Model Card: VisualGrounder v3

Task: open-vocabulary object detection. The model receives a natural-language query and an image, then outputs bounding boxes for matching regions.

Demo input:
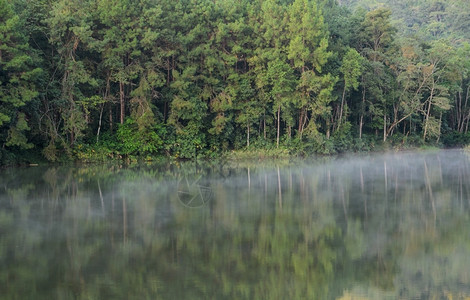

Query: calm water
[1,150,470,299]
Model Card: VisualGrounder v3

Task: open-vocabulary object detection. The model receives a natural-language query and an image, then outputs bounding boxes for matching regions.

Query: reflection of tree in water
[336,151,470,299]
[2,151,470,299]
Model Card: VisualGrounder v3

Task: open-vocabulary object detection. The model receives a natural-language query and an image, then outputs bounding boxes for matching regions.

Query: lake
[1,150,470,299]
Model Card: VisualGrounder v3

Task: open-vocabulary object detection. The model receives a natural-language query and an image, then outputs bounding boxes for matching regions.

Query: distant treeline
[1,0,470,164]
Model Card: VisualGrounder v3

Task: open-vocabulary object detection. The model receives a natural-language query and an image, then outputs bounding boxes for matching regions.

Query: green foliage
[441,131,470,147]
[331,122,354,152]
[2,0,470,165]
[117,118,166,156]
[5,113,33,149]
[42,142,58,162]
[0,0,41,157]
[340,48,363,91]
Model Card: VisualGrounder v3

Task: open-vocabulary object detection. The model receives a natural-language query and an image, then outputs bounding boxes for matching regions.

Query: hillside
[339,0,470,42]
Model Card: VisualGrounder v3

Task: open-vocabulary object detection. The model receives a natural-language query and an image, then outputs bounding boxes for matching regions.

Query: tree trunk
[299,107,308,139]
[326,118,331,139]
[97,104,104,143]
[461,85,470,132]
[276,105,281,148]
[337,84,347,132]
[98,76,111,143]
[120,81,125,124]
[457,89,462,132]
[264,111,266,140]
[359,79,366,139]
[423,99,432,141]
[423,81,435,141]
[466,115,470,134]
[298,109,303,138]
[247,122,250,147]
[436,112,442,143]
[359,115,364,139]
[383,112,387,142]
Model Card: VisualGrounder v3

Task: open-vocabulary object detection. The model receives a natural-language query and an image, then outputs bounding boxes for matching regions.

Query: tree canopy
[1,0,470,164]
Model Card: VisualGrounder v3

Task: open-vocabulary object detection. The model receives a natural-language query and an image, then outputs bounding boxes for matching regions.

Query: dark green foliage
[441,131,470,147]
[0,0,42,154]
[1,0,470,165]
[117,118,166,156]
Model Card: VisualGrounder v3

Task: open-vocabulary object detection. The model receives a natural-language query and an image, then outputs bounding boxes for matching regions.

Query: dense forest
[1,0,470,164]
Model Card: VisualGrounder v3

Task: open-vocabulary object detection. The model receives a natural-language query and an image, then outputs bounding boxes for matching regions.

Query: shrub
[117,118,166,156]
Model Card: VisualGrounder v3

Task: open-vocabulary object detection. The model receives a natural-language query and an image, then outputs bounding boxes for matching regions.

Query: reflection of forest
[1,150,470,299]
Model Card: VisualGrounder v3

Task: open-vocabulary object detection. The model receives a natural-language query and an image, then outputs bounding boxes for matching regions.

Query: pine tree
[0,0,42,150]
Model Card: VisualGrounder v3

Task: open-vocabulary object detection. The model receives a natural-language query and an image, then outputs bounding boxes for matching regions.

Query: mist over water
[1,150,470,299]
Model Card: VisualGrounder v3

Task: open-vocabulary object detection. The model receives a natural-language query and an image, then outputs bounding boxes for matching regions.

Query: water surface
[1,150,470,299]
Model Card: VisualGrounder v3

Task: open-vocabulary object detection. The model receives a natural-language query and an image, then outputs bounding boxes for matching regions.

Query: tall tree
[46,0,98,148]
[421,40,453,141]
[359,7,397,141]
[0,0,42,150]
[336,48,363,132]
[449,43,470,133]
[287,0,333,139]
[266,58,296,148]
[95,0,143,126]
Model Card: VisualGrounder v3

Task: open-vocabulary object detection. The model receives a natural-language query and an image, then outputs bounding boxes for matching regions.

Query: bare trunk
[359,80,366,139]
[461,85,470,133]
[98,76,110,143]
[247,122,250,147]
[423,72,438,141]
[263,112,266,140]
[457,89,462,132]
[276,105,281,148]
[326,119,330,140]
[436,112,442,143]
[383,113,387,142]
[119,81,125,124]
[391,103,398,136]
[466,113,470,134]
[337,85,347,132]
[359,115,364,139]
[423,99,432,141]
[298,109,304,137]
[97,104,104,143]
[300,108,308,139]
[423,81,435,141]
